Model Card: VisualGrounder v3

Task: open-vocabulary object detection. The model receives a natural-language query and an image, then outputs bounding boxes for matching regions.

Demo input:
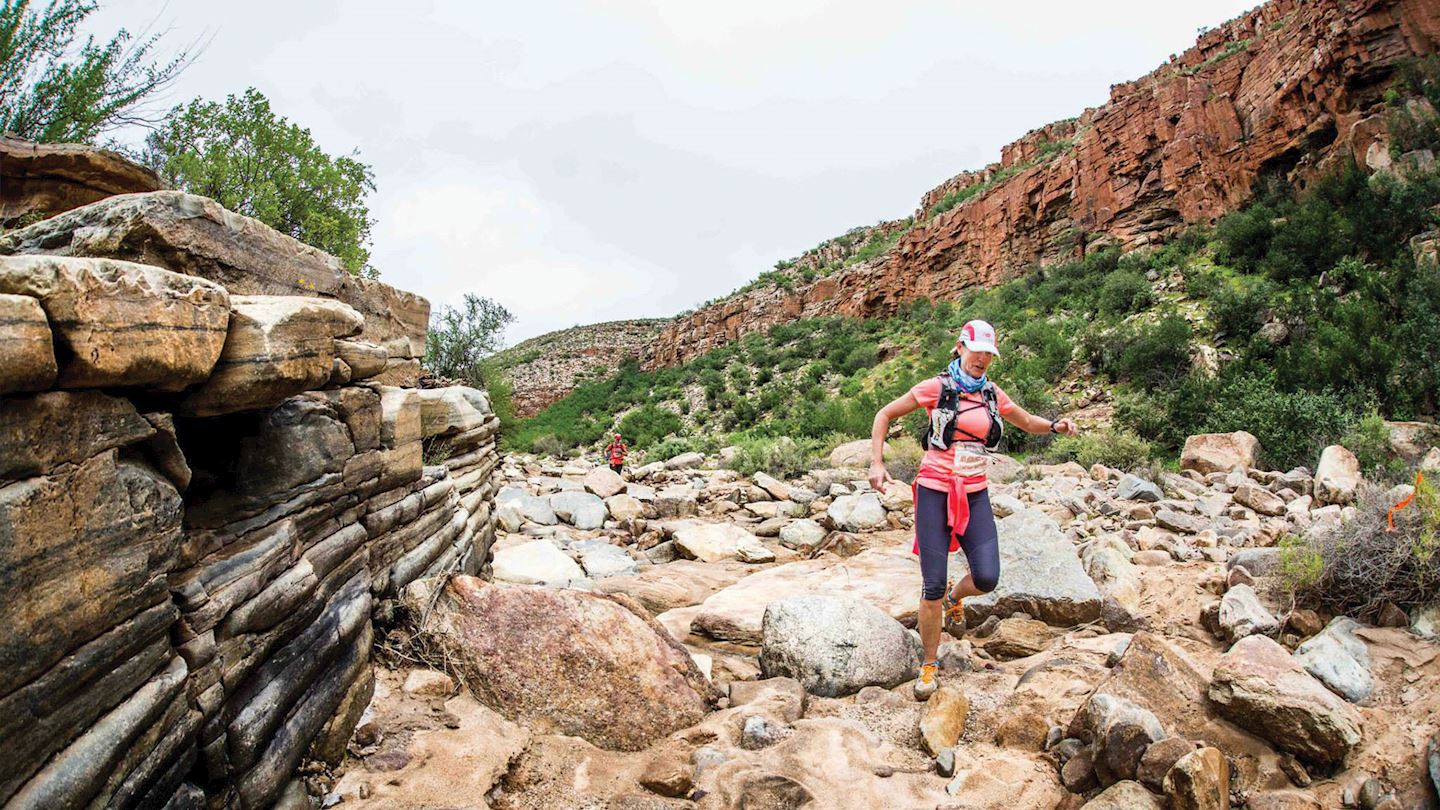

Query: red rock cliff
[644,0,1440,369]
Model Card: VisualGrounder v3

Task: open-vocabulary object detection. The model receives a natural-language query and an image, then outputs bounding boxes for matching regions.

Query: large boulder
[962,508,1103,627]
[1181,431,1259,475]
[490,539,583,586]
[1314,445,1361,505]
[583,466,627,498]
[685,546,919,643]
[673,522,773,563]
[180,295,362,416]
[1083,781,1163,809]
[1163,747,1229,810]
[1116,474,1163,502]
[572,540,638,580]
[1217,584,1281,643]
[758,595,921,696]
[752,472,793,500]
[603,493,643,522]
[0,190,428,359]
[1234,484,1286,516]
[548,491,607,530]
[778,519,828,553]
[829,439,887,468]
[0,293,57,393]
[0,255,230,390]
[1083,542,1145,631]
[664,452,704,470]
[1208,635,1363,767]
[420,576,719,750]
[827,492,887,531]
[1076,693,1168,785]
[1292,617,1374,703]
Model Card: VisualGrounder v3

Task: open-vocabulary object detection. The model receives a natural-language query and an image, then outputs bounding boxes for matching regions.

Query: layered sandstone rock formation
[0,135,163,227]
[0,148,500,809]
[496,319,667,417]
[645,0,1440,368]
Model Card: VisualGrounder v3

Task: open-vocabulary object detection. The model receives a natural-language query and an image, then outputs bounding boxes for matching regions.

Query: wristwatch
[1049,420,1059,433]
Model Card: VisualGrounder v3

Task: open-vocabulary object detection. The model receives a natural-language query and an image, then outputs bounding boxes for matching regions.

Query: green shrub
[1097,269,1153,315]
[724,436,822,478]
[1042,427,1154,471]
[1205,371,1355,470]
[1340,409,1399,478]
[531,434,568,457]
[617,405,682,448]
[1107,315,1193,387]
[649,436,702,461]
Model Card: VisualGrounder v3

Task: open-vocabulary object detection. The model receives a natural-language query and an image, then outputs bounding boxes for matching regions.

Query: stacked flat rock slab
[0,189,429,380]
[0,135,162,225]
[0,170,502,810]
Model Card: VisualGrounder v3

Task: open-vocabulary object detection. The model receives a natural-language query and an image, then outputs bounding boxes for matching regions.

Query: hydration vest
[921,373,1003,452]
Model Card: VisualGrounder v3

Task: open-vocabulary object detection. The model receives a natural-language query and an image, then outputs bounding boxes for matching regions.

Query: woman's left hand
[1052,418,1079,436]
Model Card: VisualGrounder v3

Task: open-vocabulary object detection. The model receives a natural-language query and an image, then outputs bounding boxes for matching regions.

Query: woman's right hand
[868,460,894,492]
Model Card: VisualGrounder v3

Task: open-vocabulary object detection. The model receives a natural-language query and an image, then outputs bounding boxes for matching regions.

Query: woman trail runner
[868,320,1079,700]
[604,433,627,474]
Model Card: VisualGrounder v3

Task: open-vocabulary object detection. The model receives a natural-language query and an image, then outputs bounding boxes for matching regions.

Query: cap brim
[961,339,1000,357]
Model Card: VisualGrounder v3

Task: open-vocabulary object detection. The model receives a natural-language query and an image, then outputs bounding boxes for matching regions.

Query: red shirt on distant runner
[606,435,627,467]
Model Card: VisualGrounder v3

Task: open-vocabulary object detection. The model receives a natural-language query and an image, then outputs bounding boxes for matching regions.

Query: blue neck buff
[947,357,987,393]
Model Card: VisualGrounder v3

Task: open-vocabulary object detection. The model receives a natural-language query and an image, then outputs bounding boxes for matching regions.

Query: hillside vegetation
[501,60,1440,477]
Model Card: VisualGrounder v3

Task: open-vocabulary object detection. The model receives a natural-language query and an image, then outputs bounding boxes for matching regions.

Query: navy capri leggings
[915,485,1000,601]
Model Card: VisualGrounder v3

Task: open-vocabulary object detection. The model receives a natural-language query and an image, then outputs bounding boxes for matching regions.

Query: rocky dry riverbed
[315,436,1440,810]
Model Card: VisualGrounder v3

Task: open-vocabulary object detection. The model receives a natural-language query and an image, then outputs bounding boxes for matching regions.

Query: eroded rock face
[0,293,56,393]
[1208,635,1363,768]
[0,255,230,390]
[180,295,362,416]
[0,190,427,359]
[421,576,719,751]
[0,135,162,225]
[758,595,922,697]
[642,1,1440,369]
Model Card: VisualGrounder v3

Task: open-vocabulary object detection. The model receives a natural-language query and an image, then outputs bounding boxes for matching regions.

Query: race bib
[952,442,988,478]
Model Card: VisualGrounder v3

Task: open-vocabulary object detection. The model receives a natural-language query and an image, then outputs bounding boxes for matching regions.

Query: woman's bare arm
[869,391,921,489]
[1002,401,1078,435]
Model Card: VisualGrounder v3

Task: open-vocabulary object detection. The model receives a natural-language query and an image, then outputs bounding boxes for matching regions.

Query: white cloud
[85,0,1257,343]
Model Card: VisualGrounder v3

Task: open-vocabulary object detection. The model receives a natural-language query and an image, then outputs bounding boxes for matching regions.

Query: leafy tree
[0,0,191,142]
[425,294,515,387]
[145,88,377,274]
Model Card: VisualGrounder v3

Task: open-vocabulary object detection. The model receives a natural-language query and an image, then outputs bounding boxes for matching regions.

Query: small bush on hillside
[1207,277,1275,338]
[1205,371,1354,471]
[618,405,682,448]
[532,434,569,457]
[1097,269,1154,315]
[1041,427,1154,471]
[724,436,822,478]
[1340,410,1402,479]
[1103,315,1193,388]
[647,437,694,462]
[1281,480,1440,621]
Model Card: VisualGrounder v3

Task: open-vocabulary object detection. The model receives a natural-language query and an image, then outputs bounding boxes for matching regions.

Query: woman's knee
[971,568,999,593]
[921,578,947,602]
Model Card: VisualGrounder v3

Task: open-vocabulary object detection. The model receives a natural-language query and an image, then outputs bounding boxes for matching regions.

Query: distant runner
[604,433,627,475]
[868,320,1078,700]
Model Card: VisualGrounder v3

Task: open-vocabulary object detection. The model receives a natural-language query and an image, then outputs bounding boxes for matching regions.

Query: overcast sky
[90,0,1256,346]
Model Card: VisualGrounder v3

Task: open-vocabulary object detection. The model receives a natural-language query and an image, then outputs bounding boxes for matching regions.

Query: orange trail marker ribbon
[1387,470,1424,532]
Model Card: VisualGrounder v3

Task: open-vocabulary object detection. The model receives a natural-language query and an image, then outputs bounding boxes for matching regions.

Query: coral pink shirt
[909,377,1014,494]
